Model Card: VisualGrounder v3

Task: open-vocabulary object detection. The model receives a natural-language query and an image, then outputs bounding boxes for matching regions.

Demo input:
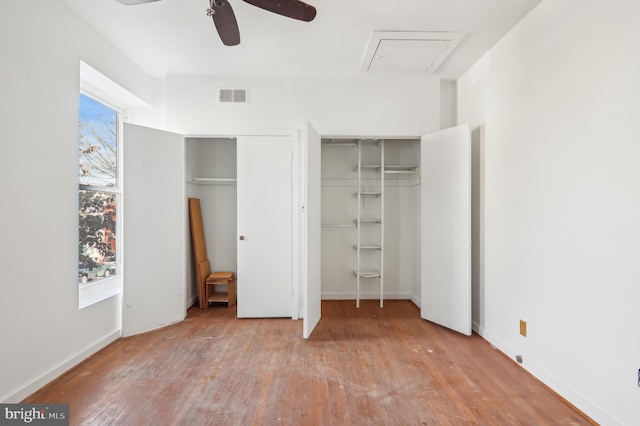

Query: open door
[421,124,472,336]
[236,135,293,318]
[303,123,321,338]
[122,123,186,337]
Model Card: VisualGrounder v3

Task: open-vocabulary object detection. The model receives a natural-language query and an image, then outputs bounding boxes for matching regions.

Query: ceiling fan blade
[115,0,162,5]
[210,0,241,46]
[243,0,316,22]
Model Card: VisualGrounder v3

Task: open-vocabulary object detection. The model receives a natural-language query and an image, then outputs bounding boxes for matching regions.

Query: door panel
[303,123,321,338]
[123,123,185,337]
[421,124,472,336]
[236,136,293,318]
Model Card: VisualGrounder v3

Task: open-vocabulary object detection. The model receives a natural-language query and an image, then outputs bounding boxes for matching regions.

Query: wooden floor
[26,300,592,425]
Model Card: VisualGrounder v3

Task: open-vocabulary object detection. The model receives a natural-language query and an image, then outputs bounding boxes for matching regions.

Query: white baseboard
[472,320,483,335]
[186,294,198,310]
[3,329,121,403]
[410,294,420,308]
[480,328,616,426]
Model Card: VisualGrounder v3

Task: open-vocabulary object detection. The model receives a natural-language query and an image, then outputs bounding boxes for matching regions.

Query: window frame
[78,92,123,309]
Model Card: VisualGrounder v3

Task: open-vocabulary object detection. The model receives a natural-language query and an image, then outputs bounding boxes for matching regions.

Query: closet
[185,136,294,319]
[121,122,470,339]
[320,138,421,308]
[121,123,298,338]
[186,137,238,296]
[317,125,472,336]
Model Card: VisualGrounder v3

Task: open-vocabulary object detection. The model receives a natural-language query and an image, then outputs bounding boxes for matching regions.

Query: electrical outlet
[519,320,527,337]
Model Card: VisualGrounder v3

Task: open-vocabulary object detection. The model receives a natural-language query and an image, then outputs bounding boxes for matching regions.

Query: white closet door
[421,124,472,336]
[303,123,321,338]
[236,135,293,318]
[122,123,186,337]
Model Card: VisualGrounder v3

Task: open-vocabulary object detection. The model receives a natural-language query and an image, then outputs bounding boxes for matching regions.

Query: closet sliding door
[236,135,293,318]
[421,124,472,336]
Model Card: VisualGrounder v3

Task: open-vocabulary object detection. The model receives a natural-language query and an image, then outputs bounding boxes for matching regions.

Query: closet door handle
[239,235,245,241]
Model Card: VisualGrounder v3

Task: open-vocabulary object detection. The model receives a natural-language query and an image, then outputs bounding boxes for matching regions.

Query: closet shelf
[322,179,416,188]
[356,270,382,278]
[384,166,419,174]
[321,224,357,228]
[357,218,382,224]
[354,165,381,172]
[354,139,385,309]
[189,176,237,184]
[353,245,381,250]
[321,139,357,147]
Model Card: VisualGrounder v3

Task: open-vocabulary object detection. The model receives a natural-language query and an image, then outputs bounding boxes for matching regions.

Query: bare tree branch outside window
[78,94,118,284]
[78,95,117,187]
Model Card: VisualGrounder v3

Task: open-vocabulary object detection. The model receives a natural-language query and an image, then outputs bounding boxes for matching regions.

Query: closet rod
[189,177,237,184]
[321,139,357,147]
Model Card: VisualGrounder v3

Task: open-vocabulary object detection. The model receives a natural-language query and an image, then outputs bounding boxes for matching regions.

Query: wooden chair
[197,260,236,307]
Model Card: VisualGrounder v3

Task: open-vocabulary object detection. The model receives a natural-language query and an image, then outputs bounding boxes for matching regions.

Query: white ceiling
[61,0,541,79]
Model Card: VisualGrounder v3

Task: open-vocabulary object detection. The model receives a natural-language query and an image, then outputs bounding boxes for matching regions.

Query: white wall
[439,80,457,130]
[166,75,440,136]
[0,1,157,402]
[457,1,640,424]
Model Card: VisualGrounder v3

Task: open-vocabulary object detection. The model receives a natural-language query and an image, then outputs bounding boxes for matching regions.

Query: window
[78,93,121,303]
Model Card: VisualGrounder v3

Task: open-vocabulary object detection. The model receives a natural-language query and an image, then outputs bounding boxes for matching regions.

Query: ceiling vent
[359,31,465,74]
[219,89,248,103]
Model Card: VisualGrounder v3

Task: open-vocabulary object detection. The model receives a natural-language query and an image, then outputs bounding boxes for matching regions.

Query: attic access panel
[360,31,465,74]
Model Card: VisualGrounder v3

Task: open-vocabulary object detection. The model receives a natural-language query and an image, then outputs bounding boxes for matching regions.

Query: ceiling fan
[115,0,317,46]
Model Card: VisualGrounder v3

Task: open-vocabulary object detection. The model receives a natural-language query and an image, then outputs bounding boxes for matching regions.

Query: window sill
[79,274,123,309]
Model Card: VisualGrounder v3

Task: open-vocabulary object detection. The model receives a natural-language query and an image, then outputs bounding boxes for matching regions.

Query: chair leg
[227,277,236,308]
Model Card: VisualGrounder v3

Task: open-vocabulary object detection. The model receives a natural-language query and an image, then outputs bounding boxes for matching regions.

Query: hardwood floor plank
[25,300,593,425]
